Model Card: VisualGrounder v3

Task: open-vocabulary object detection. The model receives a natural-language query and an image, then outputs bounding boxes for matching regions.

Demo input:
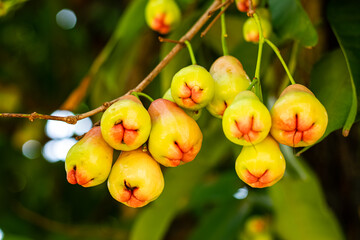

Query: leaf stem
[221,0,229,56]
[184,40,197,65]
[247,78,258,91]
[131,92,154,102]
[265,39,296,85]
[253,12,264,102]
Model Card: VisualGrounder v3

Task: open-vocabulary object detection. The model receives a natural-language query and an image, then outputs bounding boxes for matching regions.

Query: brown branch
[0,0,222,125]
[208,0,233,16]
[201,0,234,38]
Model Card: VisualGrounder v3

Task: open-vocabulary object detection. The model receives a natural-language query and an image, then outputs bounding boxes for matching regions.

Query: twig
[208,0,232,16]
[247,0,255,16]
[201,0,234,38]
[0,0,222,125]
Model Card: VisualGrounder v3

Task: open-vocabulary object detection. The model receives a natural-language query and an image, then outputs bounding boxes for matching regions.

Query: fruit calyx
[112,120,139,145]
[243,169,271,188]
[232,116,261,143]
[151,13,170,34]
[178,83,203,108]
[67,166,94,187]
[283,113,315,146]
[120,180,146,208]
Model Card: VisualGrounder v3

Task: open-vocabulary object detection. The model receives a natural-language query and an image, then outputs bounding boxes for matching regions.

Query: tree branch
[0,0,222,125]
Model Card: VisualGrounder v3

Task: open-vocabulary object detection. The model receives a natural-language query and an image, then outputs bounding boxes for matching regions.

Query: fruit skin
[148,98,203,167]
[243,8,272,43]
[145,0,181,34]
[236,0,259,12]
[107,149,164,208]
[65,126,113,187]
[235,136,285,188]
[222,90,271,146]
[163,88,202,120]
[100,95,151,151]
[270,84,328,147]
[171,65,215,111]
[207,56,251,118]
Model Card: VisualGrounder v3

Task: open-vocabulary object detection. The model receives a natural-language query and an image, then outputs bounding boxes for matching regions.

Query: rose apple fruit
[270,84,328,147]
[222,90,271,145]
[148,98,203,167]
[235,136,285,188]
[107,149,164,208]
[171,65,215,110]
[207,56,251,118]
[101,95,151,151]
[65,126,113,187]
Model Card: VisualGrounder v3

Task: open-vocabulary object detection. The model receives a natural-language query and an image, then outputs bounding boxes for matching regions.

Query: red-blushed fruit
[163,88,202,120]
[171,65,215,110]
[100,95,151,151]
[235,136,285,188]
[107,149,164,208]
[148,98,203,167]
[207,56,251,118]
[222,90,271,146]
[145,0,181,34]
[65,126,113,187]
[270,84,328,147]
[236,0,259,12]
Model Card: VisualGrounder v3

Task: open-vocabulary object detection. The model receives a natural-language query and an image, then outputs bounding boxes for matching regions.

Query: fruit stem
[265,39,296,85]
[253,12,264,102]
[184,40,197,65]
[131,92,154,102]
[221,0,229,56]
[247,78,258,91]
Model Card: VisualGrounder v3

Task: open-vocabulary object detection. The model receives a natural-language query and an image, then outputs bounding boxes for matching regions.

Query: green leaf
[129,120,232,240]
[327,0,360,135]
[269,151,345,240]
[310,49,352,139]
[269,0,318,47]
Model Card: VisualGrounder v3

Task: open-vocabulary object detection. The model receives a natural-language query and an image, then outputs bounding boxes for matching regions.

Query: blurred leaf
[310,49,352,139]
[269,0,318,47]
[327,0,360,134]
[269,154,344,240]
[130,119,232,240]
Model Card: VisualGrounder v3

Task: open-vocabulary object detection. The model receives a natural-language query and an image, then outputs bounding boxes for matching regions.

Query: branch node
[65,116,77,125]
[102,102,111,108]
[29,112,37,122]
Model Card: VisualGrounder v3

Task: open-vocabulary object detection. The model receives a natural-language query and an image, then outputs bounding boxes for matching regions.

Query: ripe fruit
[243,8,272,43]
[236,0,259,12]
[207,55,251,118]
[65,126,113,187]
[222,90,271,146]
[145,0,181,34]
[235,136,285,188]
[163,88,202,120]
[148,98,203,167]
[270,84,328,147]
[107,149,164,208]
[100,95,151,151]
[171,65,215,110]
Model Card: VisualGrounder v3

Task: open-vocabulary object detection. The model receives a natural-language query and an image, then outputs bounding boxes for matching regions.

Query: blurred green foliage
[0,0,359,240]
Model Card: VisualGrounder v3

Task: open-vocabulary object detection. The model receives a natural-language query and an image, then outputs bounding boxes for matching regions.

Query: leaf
[327,0,360,135]
[269,0,318,47]
[129,120,232,240]
[310,49,352,139]
[269,151,345,240]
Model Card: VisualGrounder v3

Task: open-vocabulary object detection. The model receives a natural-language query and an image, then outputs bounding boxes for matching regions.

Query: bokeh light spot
[0,228,3,240]
[74,117,92,136]
[45,110,75,139]
[22,140,41,159]
[43,138,77,163]
[56,9,77,30]
[233,186,248,200]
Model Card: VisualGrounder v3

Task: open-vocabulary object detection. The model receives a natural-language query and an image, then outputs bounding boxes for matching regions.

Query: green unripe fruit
[222,91,271,146]
[163,88,202,120]
[270,84,328,147]
[100,95,151,151]
[235,136,285,188]
[145,0,181,34]
[107,148,164,208]
[207,56,251,118]
[171,65,215,110]
[148,98,203,167]
[65,126,113,187]
[243,8,272,43]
